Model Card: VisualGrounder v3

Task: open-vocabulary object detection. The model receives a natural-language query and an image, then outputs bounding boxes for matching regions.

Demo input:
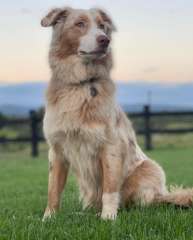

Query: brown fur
[43,147,69,218]
[42,7,193,221]
[54,15,91,59]
[122,160,166,206]
[155,188,193,207]
[97,9,116,32]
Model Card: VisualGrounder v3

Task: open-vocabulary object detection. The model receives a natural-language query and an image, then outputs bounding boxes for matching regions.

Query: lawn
[0,147,193,240]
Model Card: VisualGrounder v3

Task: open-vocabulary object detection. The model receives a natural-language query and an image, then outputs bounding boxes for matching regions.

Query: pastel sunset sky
[0,0,193,84]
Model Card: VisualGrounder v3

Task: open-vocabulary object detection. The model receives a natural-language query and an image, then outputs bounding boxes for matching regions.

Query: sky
[0,0,193,84]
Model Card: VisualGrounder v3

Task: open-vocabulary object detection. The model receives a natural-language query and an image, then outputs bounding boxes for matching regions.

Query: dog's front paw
[101,192,119,220]
[42,207,55,222]
[101,209,117,220]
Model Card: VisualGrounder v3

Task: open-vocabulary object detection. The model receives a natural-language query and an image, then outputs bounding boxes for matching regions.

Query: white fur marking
[79,15,107,53]
[42,208,55,222]
[101,192,120,220]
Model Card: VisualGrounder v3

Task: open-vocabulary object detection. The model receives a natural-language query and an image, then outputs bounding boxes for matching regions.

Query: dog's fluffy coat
[42,7,193,220]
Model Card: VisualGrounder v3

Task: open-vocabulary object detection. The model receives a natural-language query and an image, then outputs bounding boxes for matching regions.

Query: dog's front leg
[101,145,123,220]
[43,147,69,221]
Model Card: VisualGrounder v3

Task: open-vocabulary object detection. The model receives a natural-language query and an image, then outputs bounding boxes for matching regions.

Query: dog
[41,6,193,220]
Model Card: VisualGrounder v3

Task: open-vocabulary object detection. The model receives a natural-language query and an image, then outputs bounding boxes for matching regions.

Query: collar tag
[90,86,98,97]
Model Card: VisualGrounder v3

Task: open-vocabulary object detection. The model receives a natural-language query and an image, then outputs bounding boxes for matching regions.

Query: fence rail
[0,105,193,157]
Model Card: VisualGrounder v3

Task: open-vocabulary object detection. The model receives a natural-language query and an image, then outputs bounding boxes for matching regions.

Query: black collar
[65,77,99,97]
[79,77,99,86]
[80,77,99,97]
[65,76,99,87]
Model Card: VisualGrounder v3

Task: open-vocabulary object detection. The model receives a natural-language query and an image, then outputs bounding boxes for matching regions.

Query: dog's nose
[97,35,110,48]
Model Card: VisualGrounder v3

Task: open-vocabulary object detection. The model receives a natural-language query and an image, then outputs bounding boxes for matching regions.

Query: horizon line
[1,79,193,87]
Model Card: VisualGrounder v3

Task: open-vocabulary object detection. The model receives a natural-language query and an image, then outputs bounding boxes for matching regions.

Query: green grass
[0,147,193,240]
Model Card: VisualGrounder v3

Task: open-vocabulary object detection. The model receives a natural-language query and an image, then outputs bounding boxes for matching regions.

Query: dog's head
[41,7,116,61]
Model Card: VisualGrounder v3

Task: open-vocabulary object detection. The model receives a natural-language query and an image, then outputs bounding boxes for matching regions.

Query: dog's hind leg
[122,160,167,206]
[43,147,69,221]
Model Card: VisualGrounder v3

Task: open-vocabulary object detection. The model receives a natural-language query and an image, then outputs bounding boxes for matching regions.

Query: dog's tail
[155,187,193,207]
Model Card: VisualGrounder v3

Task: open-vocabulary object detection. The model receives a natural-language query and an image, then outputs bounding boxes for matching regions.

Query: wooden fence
[0,105,193,157]
[129,105,193,150]
[0,111,43,157]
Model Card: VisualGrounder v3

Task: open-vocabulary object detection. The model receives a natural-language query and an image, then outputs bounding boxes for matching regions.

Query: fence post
[30,110,38,157]
[0,113,3,129]
[144,105,152,150]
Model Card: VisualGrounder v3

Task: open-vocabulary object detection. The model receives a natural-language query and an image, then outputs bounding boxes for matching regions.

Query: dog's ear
[95,8,116,32]
[41,7,71,27]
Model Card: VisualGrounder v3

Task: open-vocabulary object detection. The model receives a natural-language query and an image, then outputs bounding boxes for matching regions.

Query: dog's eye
[76,21,85,28]
[99,23,105,30]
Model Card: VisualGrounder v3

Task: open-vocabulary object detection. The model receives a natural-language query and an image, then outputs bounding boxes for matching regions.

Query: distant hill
[0,81,193,116]
[0,82,46,116]
[116,82,193,112]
